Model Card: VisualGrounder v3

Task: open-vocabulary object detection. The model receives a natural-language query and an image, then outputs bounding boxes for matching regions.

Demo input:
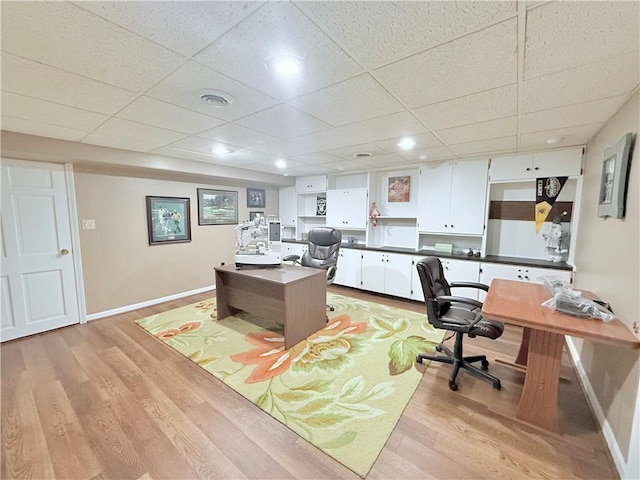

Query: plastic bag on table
[540,276,615,322]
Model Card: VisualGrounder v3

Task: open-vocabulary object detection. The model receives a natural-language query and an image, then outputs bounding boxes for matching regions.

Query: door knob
[60,248,70,255]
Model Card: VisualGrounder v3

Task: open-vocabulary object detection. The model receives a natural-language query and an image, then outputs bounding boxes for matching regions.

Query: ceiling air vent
[353,152,372,158]
[195,90,234,108]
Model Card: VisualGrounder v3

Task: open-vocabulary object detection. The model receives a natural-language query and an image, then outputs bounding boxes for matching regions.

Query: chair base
[416,333,501,391]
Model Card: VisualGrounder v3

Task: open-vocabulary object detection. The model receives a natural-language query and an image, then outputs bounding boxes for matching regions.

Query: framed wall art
[249,211,264,222]
[197,188,238,225]
[388,175,410,202]
[146,196,191,245]
[247,187,266,208]
[598,132,634,219]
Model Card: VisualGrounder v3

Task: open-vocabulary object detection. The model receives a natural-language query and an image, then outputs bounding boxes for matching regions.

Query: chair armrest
[434,295,483,310]
[326,265,337,284]
[450,282,490,292]
[282,254,300,264]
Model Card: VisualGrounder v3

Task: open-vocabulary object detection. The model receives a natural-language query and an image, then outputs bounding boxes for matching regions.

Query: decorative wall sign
[388,176,410,202]
[598,133,633,218]
[146,196,191,245]
[316,196,326,216]
[535,176,568,233]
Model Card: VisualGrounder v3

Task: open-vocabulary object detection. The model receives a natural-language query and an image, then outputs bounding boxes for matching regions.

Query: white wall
[572,91,639,479]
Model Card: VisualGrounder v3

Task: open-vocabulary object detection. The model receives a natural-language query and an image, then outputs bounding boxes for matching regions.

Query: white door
[343,189,368,229]
[335,248,362,289]
[1,159,80,341]
[444,259,481,300]
[449,159,488,235]
[360,250,386,293]
[384,252,413,299]
[418,162,452,232]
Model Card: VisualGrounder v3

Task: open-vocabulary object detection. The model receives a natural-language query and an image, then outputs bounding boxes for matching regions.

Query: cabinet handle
[526,167,531,171]
[517,275,522,279]
[444,224,448,228]
[524,276,530,280]
[534,167,539,171]
[450,225,454,228]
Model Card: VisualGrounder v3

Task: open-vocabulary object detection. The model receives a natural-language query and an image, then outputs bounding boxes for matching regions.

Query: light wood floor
[1,285,618,479]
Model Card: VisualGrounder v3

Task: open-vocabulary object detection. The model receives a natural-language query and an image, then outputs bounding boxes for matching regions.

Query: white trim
[565,337,626,479]
[64,164,88,324]
[86,285,216,321]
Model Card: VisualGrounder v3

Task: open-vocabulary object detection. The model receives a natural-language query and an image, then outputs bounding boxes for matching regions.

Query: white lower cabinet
[479,263,572,301]
[283,242,308,262]
[411,257,481,302]
[334,248,362,288]
[361,251,413,299]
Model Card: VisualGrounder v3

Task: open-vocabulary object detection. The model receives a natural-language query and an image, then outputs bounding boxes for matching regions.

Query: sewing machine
[234,216,282,267]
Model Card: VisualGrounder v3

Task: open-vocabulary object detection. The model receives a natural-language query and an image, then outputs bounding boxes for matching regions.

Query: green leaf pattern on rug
[389,335,438,375]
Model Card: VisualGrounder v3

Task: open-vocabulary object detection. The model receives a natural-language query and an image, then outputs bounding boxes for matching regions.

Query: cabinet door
[325,190,343,228]
[533,148,582,178]
[360,251,386,293]
[279,186,297,226]
[295,175,327,193]
[479,262,572,300]
[449,159,488,235]
[418,162,452,232]
[444,259,481,300]
[343,189,368,229]
[410,256,426,302]
[489,154,533,182]
[385,253,413,299]
[334,249,362,288]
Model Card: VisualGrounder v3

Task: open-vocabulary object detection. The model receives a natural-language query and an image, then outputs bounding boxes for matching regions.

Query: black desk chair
[283,227,342,311]
[415,257,503,391]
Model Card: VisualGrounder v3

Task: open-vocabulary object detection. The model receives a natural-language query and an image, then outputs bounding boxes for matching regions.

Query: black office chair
[283,227,342,311]
[415,257,503,391]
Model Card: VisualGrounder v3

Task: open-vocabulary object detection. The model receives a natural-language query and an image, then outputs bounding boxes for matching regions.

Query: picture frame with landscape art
[247,187,266,208]
[197,188,238,225]
[146,196,191,245]
[598,133,633,219]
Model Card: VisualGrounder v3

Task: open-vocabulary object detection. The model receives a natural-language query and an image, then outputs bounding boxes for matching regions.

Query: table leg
[516,328,564,433]
[515,327,531,366]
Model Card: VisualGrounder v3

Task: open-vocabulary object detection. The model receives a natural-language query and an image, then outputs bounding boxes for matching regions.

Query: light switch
[82,219,96,230]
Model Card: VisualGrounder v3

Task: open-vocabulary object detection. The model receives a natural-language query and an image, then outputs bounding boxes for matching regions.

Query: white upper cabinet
[489,148,583,182]
[295,175,327,193]
[418,159,489,235]
[326,188,368,229]
[278,186,296,226]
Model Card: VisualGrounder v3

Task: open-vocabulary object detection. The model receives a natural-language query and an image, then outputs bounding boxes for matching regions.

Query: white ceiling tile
[92,118,186,147]
[289,152,344,165]
[288,164,338,175]
[373,132,444,154]
[146,61,278,121]
[522,53,639,113]
[449,136,517,157]
[373,19,518,108]
[1,54,137,114]
[82,133,163,153]
[521,96,629,134]
[75,1,261,57]
[413,84,517,130]
[401,146,456,163]
[195,2,363,101]
[167,136,242,156]
[519,124,603,150]
[1,116,88,142]
[248,140,314,158]
[288,74,404,126]
[2,92,107,131]
[525,2,639,79]
[152,146,218,165]
[198,123,280,150]
[290,127,360,151]
[349,153,412,168]
[116,96,225,135]
[235,103,331,139]
[297,1,516,69]
[437,117,517,145]
[340,111,427,145]
[317,160,370,173]
[326,144,387,160]
[1,2,185,93]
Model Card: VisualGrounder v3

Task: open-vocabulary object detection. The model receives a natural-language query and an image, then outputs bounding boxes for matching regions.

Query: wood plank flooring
[1,286,618,479]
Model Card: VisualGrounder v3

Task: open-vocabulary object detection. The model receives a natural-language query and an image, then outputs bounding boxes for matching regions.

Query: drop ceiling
[1,1,638,179]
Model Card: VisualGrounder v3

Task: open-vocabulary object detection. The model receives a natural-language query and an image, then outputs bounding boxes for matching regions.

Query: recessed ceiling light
[211,145,230,155]
[546,137,565,145]
[275,159,287,169]
[265,55,303,76]
[398,138,416,150]
[195,89,234,108]
[419,154,429,161]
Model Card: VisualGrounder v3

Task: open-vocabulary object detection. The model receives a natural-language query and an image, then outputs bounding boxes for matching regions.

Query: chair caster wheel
[493,380,502,390]
[448,381,458,391]
[481,359,489,370]
[435,345,443,353]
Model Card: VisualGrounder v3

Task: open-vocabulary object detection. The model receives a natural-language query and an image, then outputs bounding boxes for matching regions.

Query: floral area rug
[135,293,443,478]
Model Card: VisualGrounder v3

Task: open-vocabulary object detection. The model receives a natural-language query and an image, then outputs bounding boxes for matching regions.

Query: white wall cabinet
[418,159,488,235]
[479,262,572,301]
[489,148,582,182]
[334,248,362,289]
[278,186,296,226]
[295,175,327,193]
[283,242,308,261]
[360,251,413,299]
[326,188,368,229]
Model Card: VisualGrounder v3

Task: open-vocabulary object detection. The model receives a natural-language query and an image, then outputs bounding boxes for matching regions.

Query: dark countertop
[282,239,573,271]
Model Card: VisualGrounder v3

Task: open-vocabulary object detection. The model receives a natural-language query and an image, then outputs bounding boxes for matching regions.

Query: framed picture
[197,188,238,225]
[598,133,633,219]
[316,196,326,216]
[388,175,410,202]
[247,187,266,208]
[249,211,264,222]
[146,196,191,245]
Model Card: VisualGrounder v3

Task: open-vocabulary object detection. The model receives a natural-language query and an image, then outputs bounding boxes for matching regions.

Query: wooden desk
[214,265,327,349]
[482,279,639,433]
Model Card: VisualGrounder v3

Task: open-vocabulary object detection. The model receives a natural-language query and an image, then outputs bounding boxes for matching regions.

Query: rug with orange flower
[135,293,443,477]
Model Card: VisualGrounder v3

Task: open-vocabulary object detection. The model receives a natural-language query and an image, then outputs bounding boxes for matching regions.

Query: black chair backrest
[301,227,342,270]
[416,257,452,325]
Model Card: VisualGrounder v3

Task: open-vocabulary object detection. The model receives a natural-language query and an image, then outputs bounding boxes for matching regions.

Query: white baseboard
[86,285,216,321]
[565,337,626,479]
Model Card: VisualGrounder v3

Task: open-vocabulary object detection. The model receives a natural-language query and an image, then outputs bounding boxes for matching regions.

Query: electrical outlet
[633,322,639,335]
[82,219,96,230]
